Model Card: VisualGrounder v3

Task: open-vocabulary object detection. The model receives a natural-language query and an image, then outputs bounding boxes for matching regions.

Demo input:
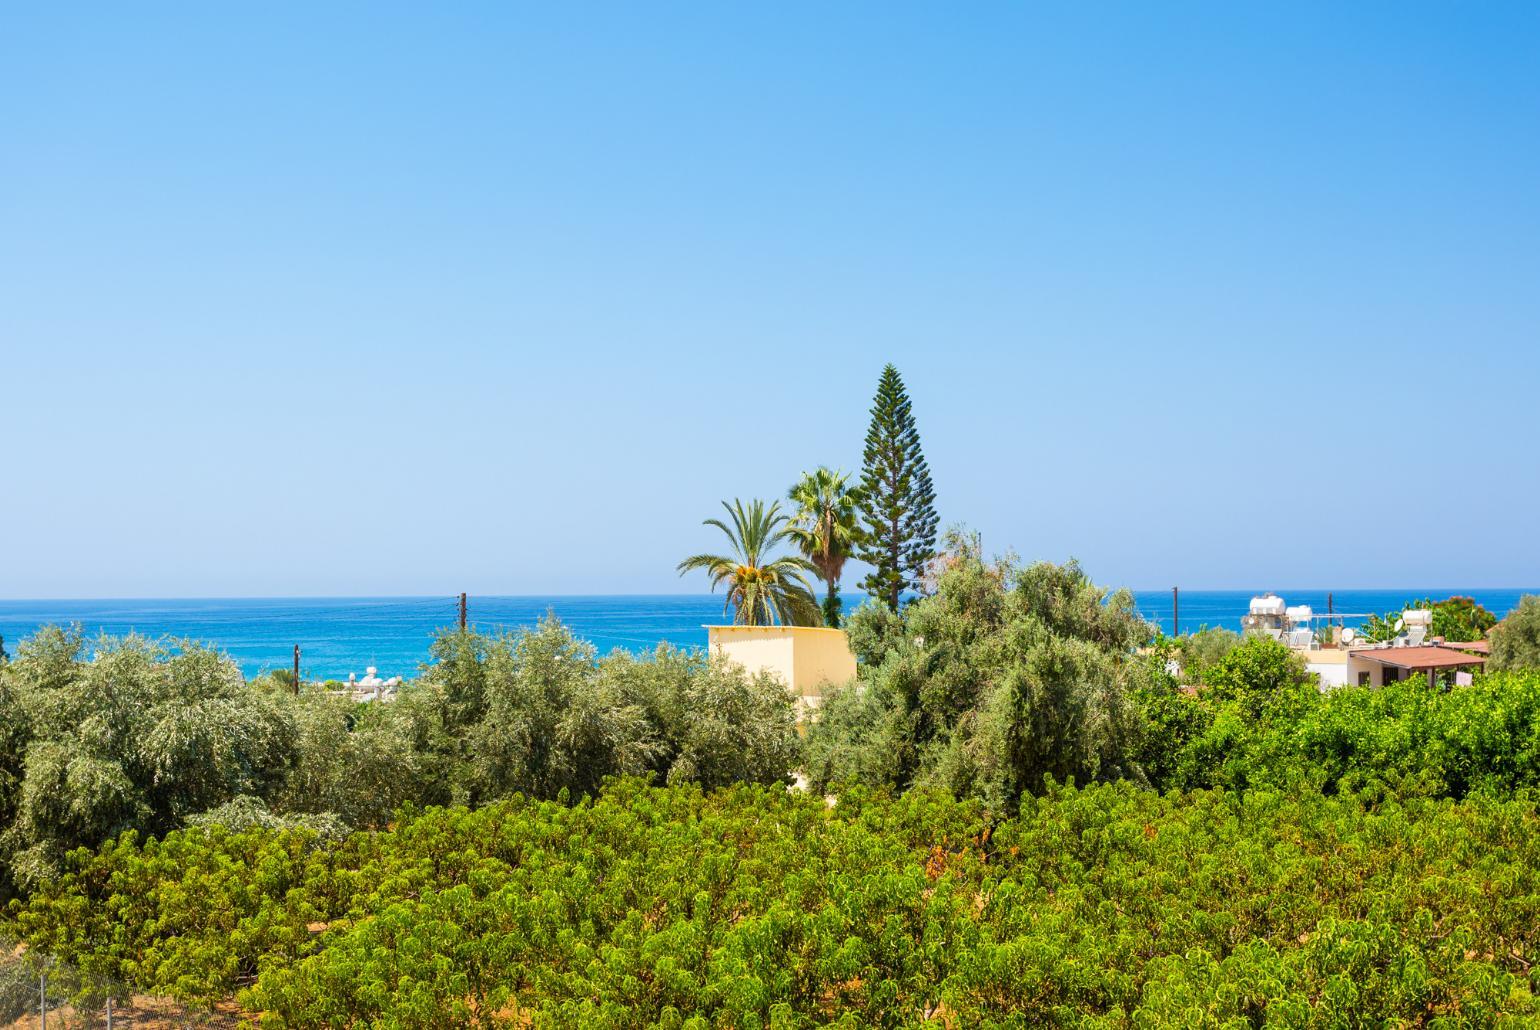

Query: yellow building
[705,625,858,714]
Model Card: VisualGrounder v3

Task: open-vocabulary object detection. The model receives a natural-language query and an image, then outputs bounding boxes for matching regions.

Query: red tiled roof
[1350,645,1487,670]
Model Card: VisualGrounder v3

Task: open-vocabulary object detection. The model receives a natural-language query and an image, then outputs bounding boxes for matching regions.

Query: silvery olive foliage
[1491,594,1540,672]
[805,532,1154,808]
[429,617,801,802]
[0,618,801,900]
[0,628,294,895]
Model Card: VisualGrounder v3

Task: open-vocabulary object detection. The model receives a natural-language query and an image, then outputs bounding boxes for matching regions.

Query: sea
[0,590,1534,681]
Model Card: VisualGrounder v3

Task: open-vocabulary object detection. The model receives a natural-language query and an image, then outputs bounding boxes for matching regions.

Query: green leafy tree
[1363,595,1499,644]
[806,532,1152,808]
[0,672,28,891]
[1176,626,1242,685]
[604,644,801,788]
[0,628,294,894]
[677,498,822,626]
[270,690,425,829]
[855,364,939,609]
[1416,595,1499,641]
[786,466,865,627]
[1359,608,1405,644]
[468,617,658,801]
[416,618,802,803]
[1202,636,1315,720]
[1490,594,1540,672]
[0,615,807,904]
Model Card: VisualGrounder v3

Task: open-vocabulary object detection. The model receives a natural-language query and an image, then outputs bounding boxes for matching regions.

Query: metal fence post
[38,967,46,1030]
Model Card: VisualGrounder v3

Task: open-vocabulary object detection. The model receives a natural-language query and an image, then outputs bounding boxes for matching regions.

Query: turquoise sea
[0,590,1534,680]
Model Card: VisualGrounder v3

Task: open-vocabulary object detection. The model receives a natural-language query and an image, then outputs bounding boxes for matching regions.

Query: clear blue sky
[3,3,1537,597]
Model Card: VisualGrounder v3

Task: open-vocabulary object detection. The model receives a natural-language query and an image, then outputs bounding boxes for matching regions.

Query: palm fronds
[786,468,865,627]
[677,499,823,627]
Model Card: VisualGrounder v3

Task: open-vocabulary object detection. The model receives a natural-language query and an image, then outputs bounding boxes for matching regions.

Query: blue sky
[2,3,1537,597]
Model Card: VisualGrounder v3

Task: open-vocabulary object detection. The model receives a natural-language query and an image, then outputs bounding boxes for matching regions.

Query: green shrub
[1491,595,1540,672]
[806,541,1152,808]
[0,619,801,900]
[12,778,1540,1026]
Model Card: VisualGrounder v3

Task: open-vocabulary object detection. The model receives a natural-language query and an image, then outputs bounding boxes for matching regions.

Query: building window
[1358,671,1371,686]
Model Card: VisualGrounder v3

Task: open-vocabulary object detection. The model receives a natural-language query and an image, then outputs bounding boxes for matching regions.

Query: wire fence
[1,936,236,1029]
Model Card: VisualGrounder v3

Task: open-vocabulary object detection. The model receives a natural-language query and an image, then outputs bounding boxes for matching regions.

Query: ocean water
[0,589,1533,680]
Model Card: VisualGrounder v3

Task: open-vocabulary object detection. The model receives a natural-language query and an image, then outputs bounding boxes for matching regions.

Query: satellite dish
[1394,618,1405,632]
[1341,627,1356,644]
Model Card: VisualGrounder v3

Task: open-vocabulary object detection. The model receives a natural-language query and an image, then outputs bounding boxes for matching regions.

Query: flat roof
[1442,640,1491,654]
[1349,645,1487,670]
[704,624,848,634]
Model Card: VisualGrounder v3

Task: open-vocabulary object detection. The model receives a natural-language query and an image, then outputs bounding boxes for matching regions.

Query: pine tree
[856,364,938,609]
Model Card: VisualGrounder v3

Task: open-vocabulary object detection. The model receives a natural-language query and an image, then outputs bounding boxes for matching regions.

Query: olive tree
[601,644,800,789]
[0,628,293,893]
[804,533,1153,809]
[1490,595,1540,672]
[420,617,802,804]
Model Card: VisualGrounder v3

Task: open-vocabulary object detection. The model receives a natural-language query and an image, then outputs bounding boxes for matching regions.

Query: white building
[1240,594,1487,689]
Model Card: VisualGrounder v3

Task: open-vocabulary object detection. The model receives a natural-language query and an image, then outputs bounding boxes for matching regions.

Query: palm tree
[677,499,823,626]
[786,467,865,628]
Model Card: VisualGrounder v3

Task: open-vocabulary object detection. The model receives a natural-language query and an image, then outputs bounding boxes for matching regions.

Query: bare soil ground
[4,995,244,1029]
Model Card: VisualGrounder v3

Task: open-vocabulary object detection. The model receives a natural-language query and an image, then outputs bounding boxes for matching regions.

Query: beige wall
[706,625,858,705]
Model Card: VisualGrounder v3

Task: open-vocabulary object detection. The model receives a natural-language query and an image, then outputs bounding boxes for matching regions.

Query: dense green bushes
[804,541,1152,808]
[13,778,1540,1027]
[0,628,296,896]
[1137,642,1540,798]
[9,565,1540,1025]
[798,539,1540,808]
[1491,595,1540,673]
[0,619,799,899]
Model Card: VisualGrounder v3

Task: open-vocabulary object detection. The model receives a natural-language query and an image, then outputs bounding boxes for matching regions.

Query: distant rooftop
[1349,645,1487,671]
[1441,640,1491,654]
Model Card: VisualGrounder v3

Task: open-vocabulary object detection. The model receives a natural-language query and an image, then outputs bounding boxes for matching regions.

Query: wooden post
[459,593,467,631]
[1172,587,1179,638]
[292,645,300,695]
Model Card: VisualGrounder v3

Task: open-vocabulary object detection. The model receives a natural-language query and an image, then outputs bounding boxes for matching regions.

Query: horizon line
[3,586,1537,604]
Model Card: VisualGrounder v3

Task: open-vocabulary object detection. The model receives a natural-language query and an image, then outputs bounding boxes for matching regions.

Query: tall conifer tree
[856,364,938,609]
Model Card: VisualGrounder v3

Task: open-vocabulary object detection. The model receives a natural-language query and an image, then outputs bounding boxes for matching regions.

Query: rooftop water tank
[1250,594,1287,617]
[1286,605,1313,625]
[1403,609,1433,628]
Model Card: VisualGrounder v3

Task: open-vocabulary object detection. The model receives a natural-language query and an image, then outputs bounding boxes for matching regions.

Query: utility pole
[292,645,300,695]
[459,592,467,631]
[1172,586,1179,638]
